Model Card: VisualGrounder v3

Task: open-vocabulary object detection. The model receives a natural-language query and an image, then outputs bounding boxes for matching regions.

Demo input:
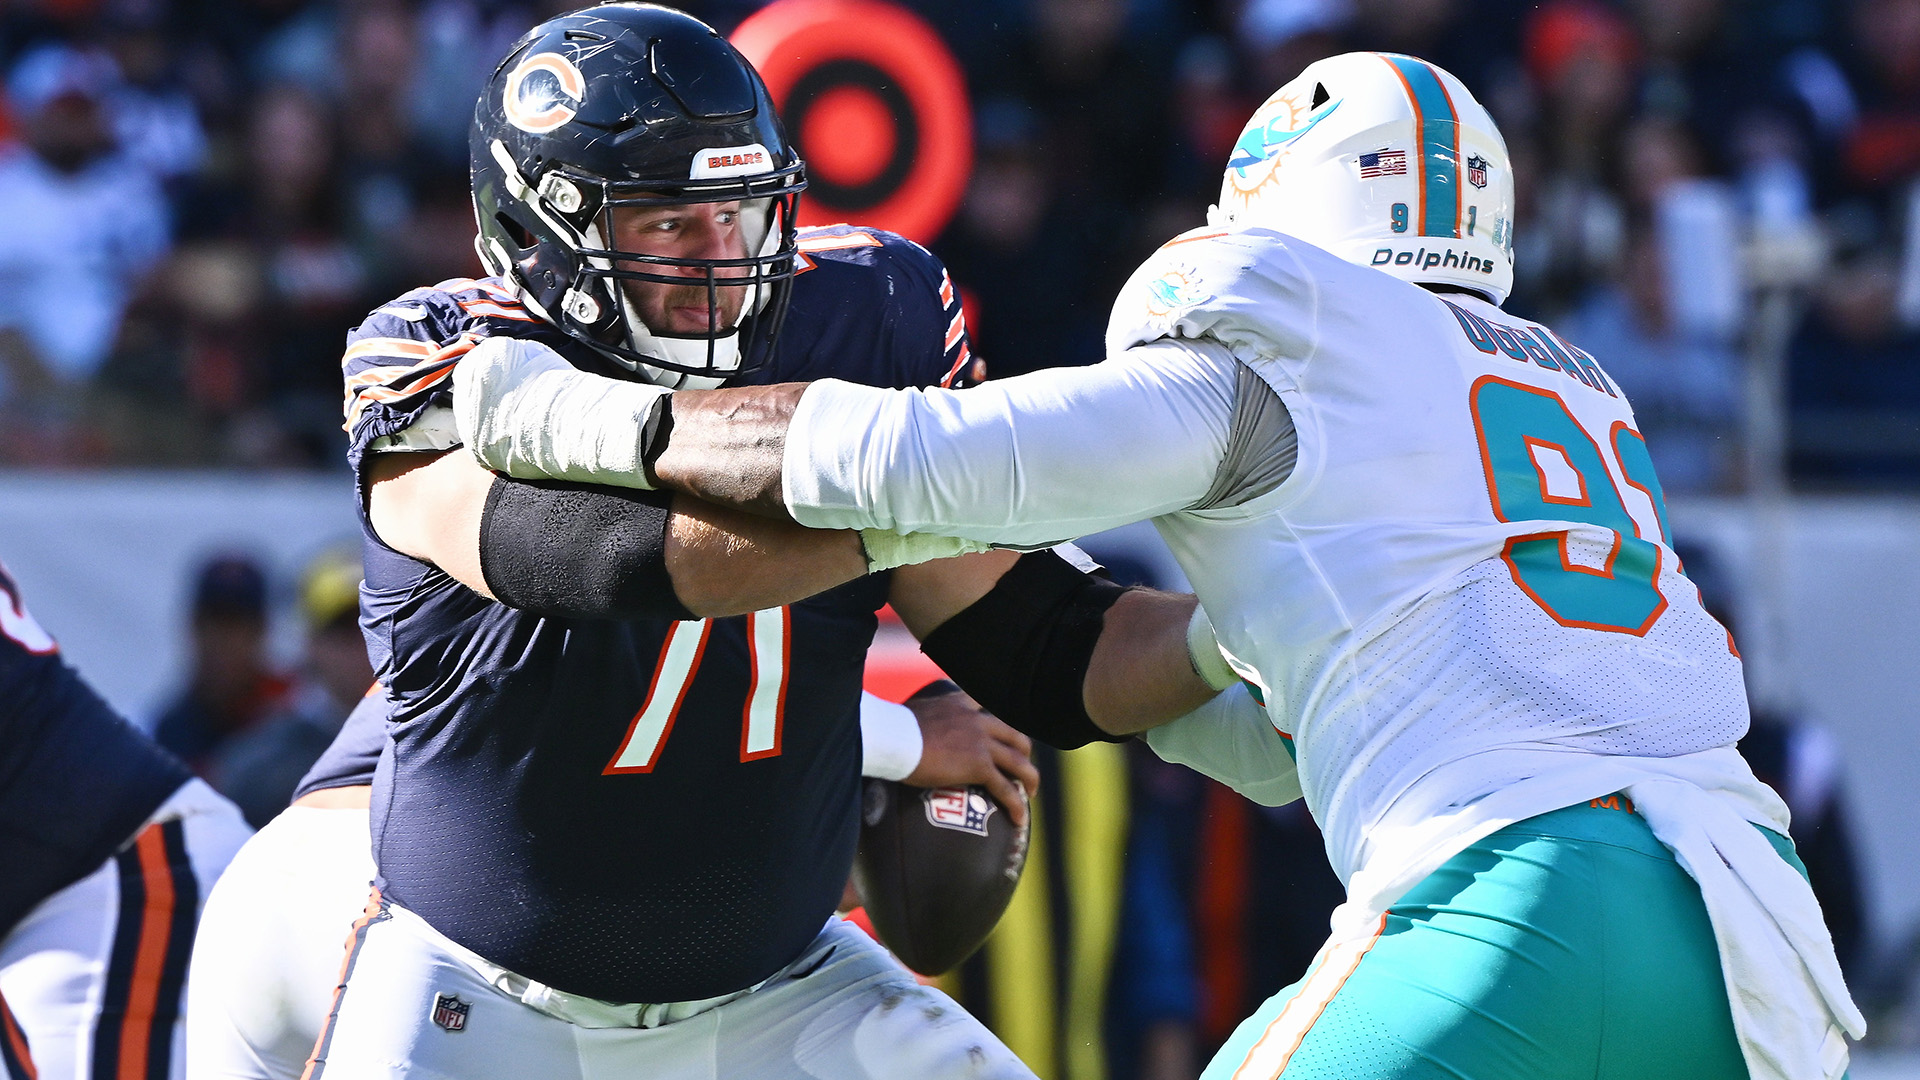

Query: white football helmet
[1210,52,1516,304]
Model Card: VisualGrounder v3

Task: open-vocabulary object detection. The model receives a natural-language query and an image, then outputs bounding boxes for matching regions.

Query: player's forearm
[647,384,806,519]
[1084,589,1219,736]
[663,494,867,616]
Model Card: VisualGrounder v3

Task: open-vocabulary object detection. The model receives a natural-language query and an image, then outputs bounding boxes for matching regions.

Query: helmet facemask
[478,139,805,389]
[580,179,802,388]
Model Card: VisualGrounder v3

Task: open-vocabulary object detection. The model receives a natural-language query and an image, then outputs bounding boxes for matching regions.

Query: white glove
[453,336,671,488]
[858,528,993,573]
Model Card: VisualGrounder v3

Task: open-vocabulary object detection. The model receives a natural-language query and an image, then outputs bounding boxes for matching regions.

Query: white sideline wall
[2,474,1918,953]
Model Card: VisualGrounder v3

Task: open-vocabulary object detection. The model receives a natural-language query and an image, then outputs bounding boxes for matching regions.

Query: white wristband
[453,336,670,488]
[859,692,923,781]
[1187,603,1238,691]
[858,528,994,572]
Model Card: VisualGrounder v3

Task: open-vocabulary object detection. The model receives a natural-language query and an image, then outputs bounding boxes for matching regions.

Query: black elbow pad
[478,475,693,621]
[919,549,1131,750]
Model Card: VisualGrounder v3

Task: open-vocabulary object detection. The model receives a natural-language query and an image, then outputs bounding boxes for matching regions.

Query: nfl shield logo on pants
[431,992,470,1032]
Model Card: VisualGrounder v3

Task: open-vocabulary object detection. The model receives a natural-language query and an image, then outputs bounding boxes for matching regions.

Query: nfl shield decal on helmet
[923,787,996,836]
[431,992,470,1032]
[503,51,585,134]
[1467,154,1490,189]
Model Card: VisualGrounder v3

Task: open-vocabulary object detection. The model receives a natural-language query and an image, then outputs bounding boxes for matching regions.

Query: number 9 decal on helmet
[470,4,808,387]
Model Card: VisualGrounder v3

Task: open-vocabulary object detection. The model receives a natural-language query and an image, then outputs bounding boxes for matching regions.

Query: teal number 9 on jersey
[1470,377,1670,636]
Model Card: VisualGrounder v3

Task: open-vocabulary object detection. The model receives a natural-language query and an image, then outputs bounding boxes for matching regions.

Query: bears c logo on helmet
[503,51,586,134]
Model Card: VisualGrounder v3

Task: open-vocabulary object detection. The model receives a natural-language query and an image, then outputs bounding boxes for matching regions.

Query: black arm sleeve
[917,549,1131,750]
[478,475,695,621]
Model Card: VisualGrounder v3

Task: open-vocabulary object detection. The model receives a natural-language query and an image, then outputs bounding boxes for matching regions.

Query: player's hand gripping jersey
[342,226,972,1005]
[777,226,1862,1069]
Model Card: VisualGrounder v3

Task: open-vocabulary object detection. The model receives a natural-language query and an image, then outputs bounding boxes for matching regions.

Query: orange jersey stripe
[115,826,177,1080]
[341,337,435,366]
[1163,229,1228,249]
[342,337,475,429]
[940,343,971,388]
[459,300,538,322]
[797,230,882,253]
[345,362,460,429]
[0,993,36,1080]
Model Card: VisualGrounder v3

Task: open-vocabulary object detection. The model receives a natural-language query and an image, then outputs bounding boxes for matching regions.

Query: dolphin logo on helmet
[1225,95,1341,178]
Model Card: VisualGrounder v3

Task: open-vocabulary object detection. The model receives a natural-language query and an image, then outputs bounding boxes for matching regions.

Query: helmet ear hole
[495,212,536,250]
[1311,82,1329,109]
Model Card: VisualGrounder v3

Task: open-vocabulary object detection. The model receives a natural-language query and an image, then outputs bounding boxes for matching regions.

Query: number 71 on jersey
[603,607,790,774]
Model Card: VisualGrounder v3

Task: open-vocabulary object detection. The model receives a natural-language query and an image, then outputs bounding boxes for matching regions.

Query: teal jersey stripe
[1382,55,1460,238]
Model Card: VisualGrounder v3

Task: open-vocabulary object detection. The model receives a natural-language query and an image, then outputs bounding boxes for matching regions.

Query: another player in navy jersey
[0,559,252,1080]
[186,8,1223,1080]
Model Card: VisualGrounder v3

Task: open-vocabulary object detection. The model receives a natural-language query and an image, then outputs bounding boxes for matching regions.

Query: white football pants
[183,806,375,1080]
[311,902,1034,1080]
[187,804,1035,1080]
[0,779,251,1080]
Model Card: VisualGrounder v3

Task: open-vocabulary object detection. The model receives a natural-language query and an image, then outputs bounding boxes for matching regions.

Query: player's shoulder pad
[347,276,534,351]
[1105,226,1317,360]
[795,224,951,296]
[796,224,973,389]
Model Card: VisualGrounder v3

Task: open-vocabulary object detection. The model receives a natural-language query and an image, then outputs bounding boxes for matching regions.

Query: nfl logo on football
[431,992,470,1032]
[923,787,996,836]
[1467,154,1489,189]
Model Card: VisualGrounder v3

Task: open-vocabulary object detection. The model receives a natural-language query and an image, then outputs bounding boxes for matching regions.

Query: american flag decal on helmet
[1359,150,1407,178]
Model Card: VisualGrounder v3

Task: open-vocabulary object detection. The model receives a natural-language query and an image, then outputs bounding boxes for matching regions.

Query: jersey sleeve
[780,337,1237,546]
[341,279,539,467]
[293,685,388,798]
[1141,684,1301,807]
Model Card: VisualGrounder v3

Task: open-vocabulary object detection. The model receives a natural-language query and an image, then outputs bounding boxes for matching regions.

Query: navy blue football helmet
[471,3,806,385]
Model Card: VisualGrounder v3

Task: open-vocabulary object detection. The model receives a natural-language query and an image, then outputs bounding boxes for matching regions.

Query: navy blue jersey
[291,686,391,799]
[341,226,972,1003]
[0,563,190,936]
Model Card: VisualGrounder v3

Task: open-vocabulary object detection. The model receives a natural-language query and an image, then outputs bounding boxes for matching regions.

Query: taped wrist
[478,475,694,621]
[918,549,1130,750]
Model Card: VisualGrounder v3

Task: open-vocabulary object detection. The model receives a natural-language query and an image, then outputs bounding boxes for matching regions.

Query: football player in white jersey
[453,52,1864,1080]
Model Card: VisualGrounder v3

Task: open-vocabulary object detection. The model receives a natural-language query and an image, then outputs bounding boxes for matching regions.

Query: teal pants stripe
[1204,798,1806,1080]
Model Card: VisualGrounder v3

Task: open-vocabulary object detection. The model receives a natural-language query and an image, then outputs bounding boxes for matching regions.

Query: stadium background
[4,0,1920,1074]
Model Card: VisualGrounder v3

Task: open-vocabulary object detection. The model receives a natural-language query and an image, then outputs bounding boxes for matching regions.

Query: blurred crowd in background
[0,0,1917,485]
[4,0,1918,1076]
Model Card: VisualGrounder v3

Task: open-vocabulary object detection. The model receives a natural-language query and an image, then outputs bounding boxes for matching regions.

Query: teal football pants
[1203,796,1814,1080]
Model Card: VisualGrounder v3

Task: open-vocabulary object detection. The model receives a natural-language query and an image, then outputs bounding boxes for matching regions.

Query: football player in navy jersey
[0,559,252,1080]
[186,7,1226,1080]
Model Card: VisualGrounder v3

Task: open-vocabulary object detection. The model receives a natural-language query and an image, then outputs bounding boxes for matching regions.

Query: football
[853,779,1030,975]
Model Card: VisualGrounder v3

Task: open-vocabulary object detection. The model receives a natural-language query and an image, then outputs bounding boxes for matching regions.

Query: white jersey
[781,225,1863,1079]
[1104,228,1751,876]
